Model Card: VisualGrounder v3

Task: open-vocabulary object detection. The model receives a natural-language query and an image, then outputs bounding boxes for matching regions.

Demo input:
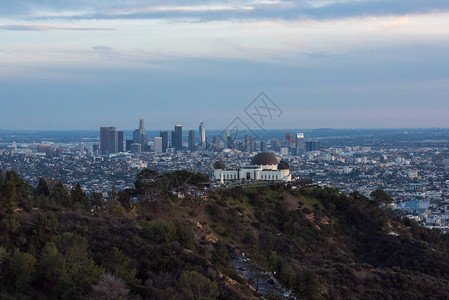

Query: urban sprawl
[1,121,449,233]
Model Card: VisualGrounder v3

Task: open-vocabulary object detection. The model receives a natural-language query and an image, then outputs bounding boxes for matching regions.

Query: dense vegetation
[1,168,449,299]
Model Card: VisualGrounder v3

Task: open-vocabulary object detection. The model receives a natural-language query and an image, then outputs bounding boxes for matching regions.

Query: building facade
[213,152,291,183]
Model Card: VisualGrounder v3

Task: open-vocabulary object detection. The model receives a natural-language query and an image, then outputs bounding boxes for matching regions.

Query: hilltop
[1,169,449,299]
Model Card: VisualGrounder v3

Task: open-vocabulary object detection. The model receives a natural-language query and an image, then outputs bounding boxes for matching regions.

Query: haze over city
[1,0,449,129]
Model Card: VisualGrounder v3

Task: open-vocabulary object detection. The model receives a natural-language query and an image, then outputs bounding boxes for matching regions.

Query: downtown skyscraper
[133,119,148,146]
[198,122,206,150]
[160,131,168,153]
[188,130,196,152]
[100,126,123,154]
[171,125,182,151]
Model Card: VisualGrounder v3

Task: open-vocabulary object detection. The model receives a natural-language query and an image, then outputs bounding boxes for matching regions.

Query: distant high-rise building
[92,144,99,153]
[280,147,289,155]
[213,136,220,148]
[100,127,112,154]
[245,134,253,153]
[306,140,319,152]
[133,119,148,146]
[37,143,52,154]
[199,122,206,150]
[225,130,234,149]
[260,141,267,152]
[130,143,141,153]
[125,140,133,151]
[272,138,281,151]
[154,137,162,153]
[160,131,168,152]
[100,126,121,154]
[79,142,85,155]
[172,125,183,151]
[285,133,294,148]
[118,131,124,152]
[55,148,64,156]
[108,128,118,154]
[296,133,305,155]
[45,148,53,158]
[188,130,196,152]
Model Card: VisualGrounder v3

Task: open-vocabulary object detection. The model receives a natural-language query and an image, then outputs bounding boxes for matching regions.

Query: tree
[9,249,36,291]
[51,233,103,299]
[109,184,117,203]
[36,242,66,294]
[118,191,132,211]
[294,269,321,300]
[1,181,15,213]
[36,177,49,197]
[92,192,104,213]
[178,271,219,300]
[142,221,177,244]
[89,273,130,300]
[243,231,257,252]
[71,182,91,210]
[371,189,393,205]
[135,169,159,191]
[102,247,137,286]
[50,181,71,208]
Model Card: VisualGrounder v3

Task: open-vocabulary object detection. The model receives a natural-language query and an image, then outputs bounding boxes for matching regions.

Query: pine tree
[1,180,16,213]
[50,181,71,208]
[71,182,90,210]
[36,178,49,197]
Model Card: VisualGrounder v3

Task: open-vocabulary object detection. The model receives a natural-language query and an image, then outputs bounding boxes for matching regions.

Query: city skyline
[1,1,449,129]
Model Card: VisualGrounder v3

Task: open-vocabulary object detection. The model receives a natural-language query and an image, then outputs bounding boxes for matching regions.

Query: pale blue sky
[1,0,449,130]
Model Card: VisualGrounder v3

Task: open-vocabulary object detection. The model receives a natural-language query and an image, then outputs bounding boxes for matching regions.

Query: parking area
[231,258,291,298]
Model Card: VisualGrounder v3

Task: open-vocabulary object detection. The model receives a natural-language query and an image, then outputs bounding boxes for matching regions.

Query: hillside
[1,169,449,299]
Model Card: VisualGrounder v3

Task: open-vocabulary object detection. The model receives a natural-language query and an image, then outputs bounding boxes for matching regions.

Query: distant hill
[1,169,449,299]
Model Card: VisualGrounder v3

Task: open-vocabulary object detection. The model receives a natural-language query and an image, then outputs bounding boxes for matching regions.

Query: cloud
[17,0,449,22]
[381,15,410,29]
[92,45,113,52]
[0,24,115,31]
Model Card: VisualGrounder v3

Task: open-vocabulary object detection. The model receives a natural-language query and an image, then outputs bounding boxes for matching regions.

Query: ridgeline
[0,169,449,299]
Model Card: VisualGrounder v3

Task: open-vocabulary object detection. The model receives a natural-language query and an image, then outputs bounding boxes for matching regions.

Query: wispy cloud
[0,24,115,31]
[18,0,449,22]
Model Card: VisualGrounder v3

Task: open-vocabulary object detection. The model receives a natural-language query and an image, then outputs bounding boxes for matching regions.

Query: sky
[1,0,449,130]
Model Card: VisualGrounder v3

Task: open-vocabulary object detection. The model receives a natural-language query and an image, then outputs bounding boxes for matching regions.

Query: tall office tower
[140,119,149,145]
[245,134,252,153]
[125,140,133,151]
[133,129,140,144]
[296,133,305,155]
[118,131,124,152]
[285,133,294,147]
[306,140,319,152]
[100,127,112,154]
[133,119,148,145]
[260,141,267,152]
[225,130,234,149]
[139,119,145,135]
[109,128,118,154]
[79,142,85,155]
[172,125,183,151]
[160,131,168,153]
[213,136,220,148]
[199,122,206,150]
[188,130,196,152]
[154,137,162,153]
[272,138,281,151]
